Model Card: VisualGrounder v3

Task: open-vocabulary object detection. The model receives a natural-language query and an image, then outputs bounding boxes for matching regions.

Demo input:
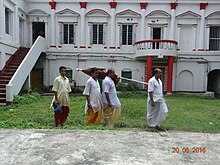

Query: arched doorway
[208,69,220,97]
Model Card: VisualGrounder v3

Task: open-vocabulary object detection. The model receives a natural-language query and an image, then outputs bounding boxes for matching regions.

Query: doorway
[31,69,43,92]
[152,27,161,49]
[32,22,45,43]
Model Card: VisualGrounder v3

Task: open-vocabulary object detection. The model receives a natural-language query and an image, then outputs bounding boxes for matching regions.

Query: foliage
[13,90,41,106]
[116,82,140,91]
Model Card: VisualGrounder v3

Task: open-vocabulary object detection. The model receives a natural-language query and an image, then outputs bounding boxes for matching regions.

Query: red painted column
[146,56,152,91]
[167,56,174,94]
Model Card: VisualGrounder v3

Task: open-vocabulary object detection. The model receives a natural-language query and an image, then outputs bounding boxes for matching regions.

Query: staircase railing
[6,36,47,103]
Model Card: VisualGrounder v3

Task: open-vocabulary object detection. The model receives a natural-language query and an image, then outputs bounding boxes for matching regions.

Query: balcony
[134,40,178,59]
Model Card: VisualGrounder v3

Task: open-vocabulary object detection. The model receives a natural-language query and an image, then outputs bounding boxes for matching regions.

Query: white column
[177,24,181,49]
[14,4,19,45]
[192,24,197,51]
[147,25,151,39]
[198,9,205,50]
[140,9,146,40]
[110,8,116,48]
[0,0,4,39]
[163,25,167,39]
[80,8,86,46]
[206,25,210,50]
[169,9,176,40]
[29,22,32,47]
[50,9,56,47]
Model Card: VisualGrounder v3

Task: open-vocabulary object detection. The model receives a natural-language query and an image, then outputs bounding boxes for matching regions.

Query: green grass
[0,92,219,133]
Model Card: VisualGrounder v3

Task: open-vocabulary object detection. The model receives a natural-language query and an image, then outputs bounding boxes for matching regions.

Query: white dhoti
[147,101,168,127]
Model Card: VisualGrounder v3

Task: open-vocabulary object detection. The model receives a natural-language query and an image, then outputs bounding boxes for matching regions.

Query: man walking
[147,68,168,131]
[102,68,121,128]
[83,67,103,125]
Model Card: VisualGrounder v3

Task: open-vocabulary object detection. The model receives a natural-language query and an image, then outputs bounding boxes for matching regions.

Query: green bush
[13,90,41,105]
[117,82,139,91]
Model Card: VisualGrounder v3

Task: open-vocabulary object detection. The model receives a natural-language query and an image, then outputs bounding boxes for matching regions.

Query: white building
[0,0,220,104]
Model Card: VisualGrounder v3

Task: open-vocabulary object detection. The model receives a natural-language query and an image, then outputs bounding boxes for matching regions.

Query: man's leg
[60,106,70,126]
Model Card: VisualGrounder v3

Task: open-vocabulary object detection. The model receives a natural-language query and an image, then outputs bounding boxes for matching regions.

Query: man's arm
[105,92,112,107]
[85,95,91,108]
[149,91,155,106]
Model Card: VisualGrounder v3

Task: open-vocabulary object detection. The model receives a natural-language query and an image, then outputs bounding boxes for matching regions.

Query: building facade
[0,0,220,99]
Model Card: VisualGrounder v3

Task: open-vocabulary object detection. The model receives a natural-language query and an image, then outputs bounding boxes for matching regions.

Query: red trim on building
[116,9,141,16]
[140,3,148,9]
[192,49,196,51]
[170,2,178,9]
[86,9,110,17]
[56,8,80,16]
[107,59,117,62]
[49,1,57,10]
[197,61,207,64]
[147,10,171,18]
[50,45,56,48]
[79,46,86,48]
[104,46,107,49]
[109,47,116,49]
[109,2,117,9]
[200,3,208,10]
[146,56,152,82]
[198,49,205,51]
[135,39,178,45]
[58,46,62,48]
[80,2,87,9]
[74,46,78,48]
[167,56,174,94]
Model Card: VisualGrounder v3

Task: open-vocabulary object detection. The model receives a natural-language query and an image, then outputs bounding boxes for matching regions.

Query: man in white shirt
[147,68,168,131]
[102,68,121,128]
[83,67,103,125]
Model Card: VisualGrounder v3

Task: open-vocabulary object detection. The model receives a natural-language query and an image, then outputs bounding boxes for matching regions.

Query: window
[209,26,220,50]
[92,24,103,44]
[122,25,133,45]
[5,8,10,34]
[63,24,74,44]
[121,69,132,83]
[66,69,73,83]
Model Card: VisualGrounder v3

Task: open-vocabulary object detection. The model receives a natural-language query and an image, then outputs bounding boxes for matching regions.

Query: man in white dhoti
[102,68,121,128]
[83,67,103,125]
[147,68,168,131]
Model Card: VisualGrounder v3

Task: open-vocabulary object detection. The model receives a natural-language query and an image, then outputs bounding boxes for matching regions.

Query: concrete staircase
[0,48,29,105]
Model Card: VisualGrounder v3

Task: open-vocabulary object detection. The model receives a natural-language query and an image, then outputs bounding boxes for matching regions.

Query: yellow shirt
[52,75,72,106]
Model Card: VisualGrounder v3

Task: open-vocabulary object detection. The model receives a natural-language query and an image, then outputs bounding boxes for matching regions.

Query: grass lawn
[0,92,219,133]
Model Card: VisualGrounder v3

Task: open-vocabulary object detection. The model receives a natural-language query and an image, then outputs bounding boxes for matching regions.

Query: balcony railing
[134,40,178,58]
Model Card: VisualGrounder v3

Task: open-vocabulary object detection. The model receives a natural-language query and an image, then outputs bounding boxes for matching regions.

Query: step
[0,76,11,80]
[0,80,10,84]
[0,88,6,93]
[0,93,6,98]
[0,85,6,88]
[2,72,14,76]
[5,66,18,69]
[0,98,6,104]
[4,69,16,72]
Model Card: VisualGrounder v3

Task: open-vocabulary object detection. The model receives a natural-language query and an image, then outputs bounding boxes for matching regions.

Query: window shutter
[103,23,107,45]
[119,24,122,45]
[74,23,77,45]
[133,24,137,45]
[89,23,93,45]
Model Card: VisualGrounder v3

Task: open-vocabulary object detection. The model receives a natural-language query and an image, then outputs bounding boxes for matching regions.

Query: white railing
[6,36,47,102]
[134,39,178,58]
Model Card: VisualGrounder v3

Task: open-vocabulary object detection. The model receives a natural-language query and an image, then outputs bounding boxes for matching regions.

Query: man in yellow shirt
[52,66,72,126]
